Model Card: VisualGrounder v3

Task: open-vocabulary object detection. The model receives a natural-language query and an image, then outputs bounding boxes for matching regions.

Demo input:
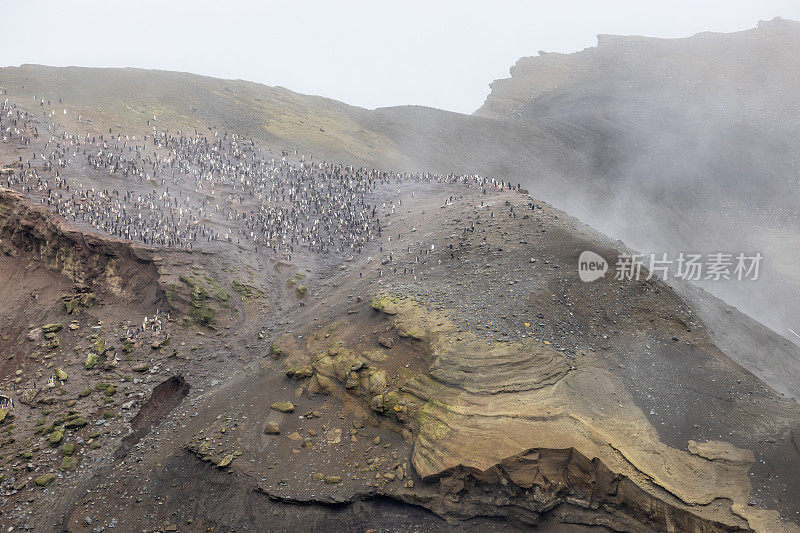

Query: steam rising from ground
[473,19,800,346]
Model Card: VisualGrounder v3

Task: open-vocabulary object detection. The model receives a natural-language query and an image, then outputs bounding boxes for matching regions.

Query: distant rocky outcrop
[476,17,800,121]
[471,18,800,346]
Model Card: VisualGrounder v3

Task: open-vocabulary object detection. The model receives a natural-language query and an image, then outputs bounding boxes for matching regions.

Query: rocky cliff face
[269,294,798,532]
[0,187,162,303]
[475,17,800,121]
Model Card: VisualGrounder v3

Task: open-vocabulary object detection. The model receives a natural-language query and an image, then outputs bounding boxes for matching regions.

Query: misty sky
[3,1,799,113]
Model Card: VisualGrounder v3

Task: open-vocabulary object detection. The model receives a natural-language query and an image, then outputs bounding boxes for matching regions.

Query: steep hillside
[0,64,577,181]
[476,18,800,123]
[0,64,399,166]
[472,17,800,339]
[2,23,800,530]
[5,20,798,345]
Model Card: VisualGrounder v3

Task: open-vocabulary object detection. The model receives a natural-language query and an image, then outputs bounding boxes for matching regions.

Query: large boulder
[270,401,295,413]
[49,429,64,446]
[19,388,39,405]
[34,473,55,487]
[64,417,87,429]
[59,456,78,471]
[84,353,99,370]
[26,327,42,342]
[41,323,63,334]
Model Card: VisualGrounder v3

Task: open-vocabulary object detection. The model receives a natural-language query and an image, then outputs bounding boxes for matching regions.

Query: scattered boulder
[378,337,393,349]
[217,452,239,468]
[92,337,106,355]
[326,428,342,444]
[121,339,134,354]
[264,421,281,434]
[34,473,55,487]
[49,429,64,446]
[62,292,95,314]
[345,372,360,389]
[44,337,60,350]
[369,371,387,395]
[370,295,399,315]
[41,324,63,334]
[84,353,99,370]
[363,350,388,363]
[270,401,295,413]
[19,388,39,405]
[64,417,87,429]
[284,363,313,379]
[60,456,78,471]
[369,395,386,413]
[55,368,68,382]
[315,374,333,392]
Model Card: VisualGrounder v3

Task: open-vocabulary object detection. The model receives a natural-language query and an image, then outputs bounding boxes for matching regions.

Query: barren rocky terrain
[0,18,798,533]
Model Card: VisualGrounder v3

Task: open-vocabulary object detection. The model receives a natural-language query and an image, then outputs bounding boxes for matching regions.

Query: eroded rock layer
[0,187,161,301]
[266,293,798,532]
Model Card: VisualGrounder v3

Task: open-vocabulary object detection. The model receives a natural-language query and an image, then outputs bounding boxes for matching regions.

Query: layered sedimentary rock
[272,293,798,532]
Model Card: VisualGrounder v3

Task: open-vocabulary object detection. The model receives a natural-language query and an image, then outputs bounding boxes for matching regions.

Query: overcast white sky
[2,1,799,113]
